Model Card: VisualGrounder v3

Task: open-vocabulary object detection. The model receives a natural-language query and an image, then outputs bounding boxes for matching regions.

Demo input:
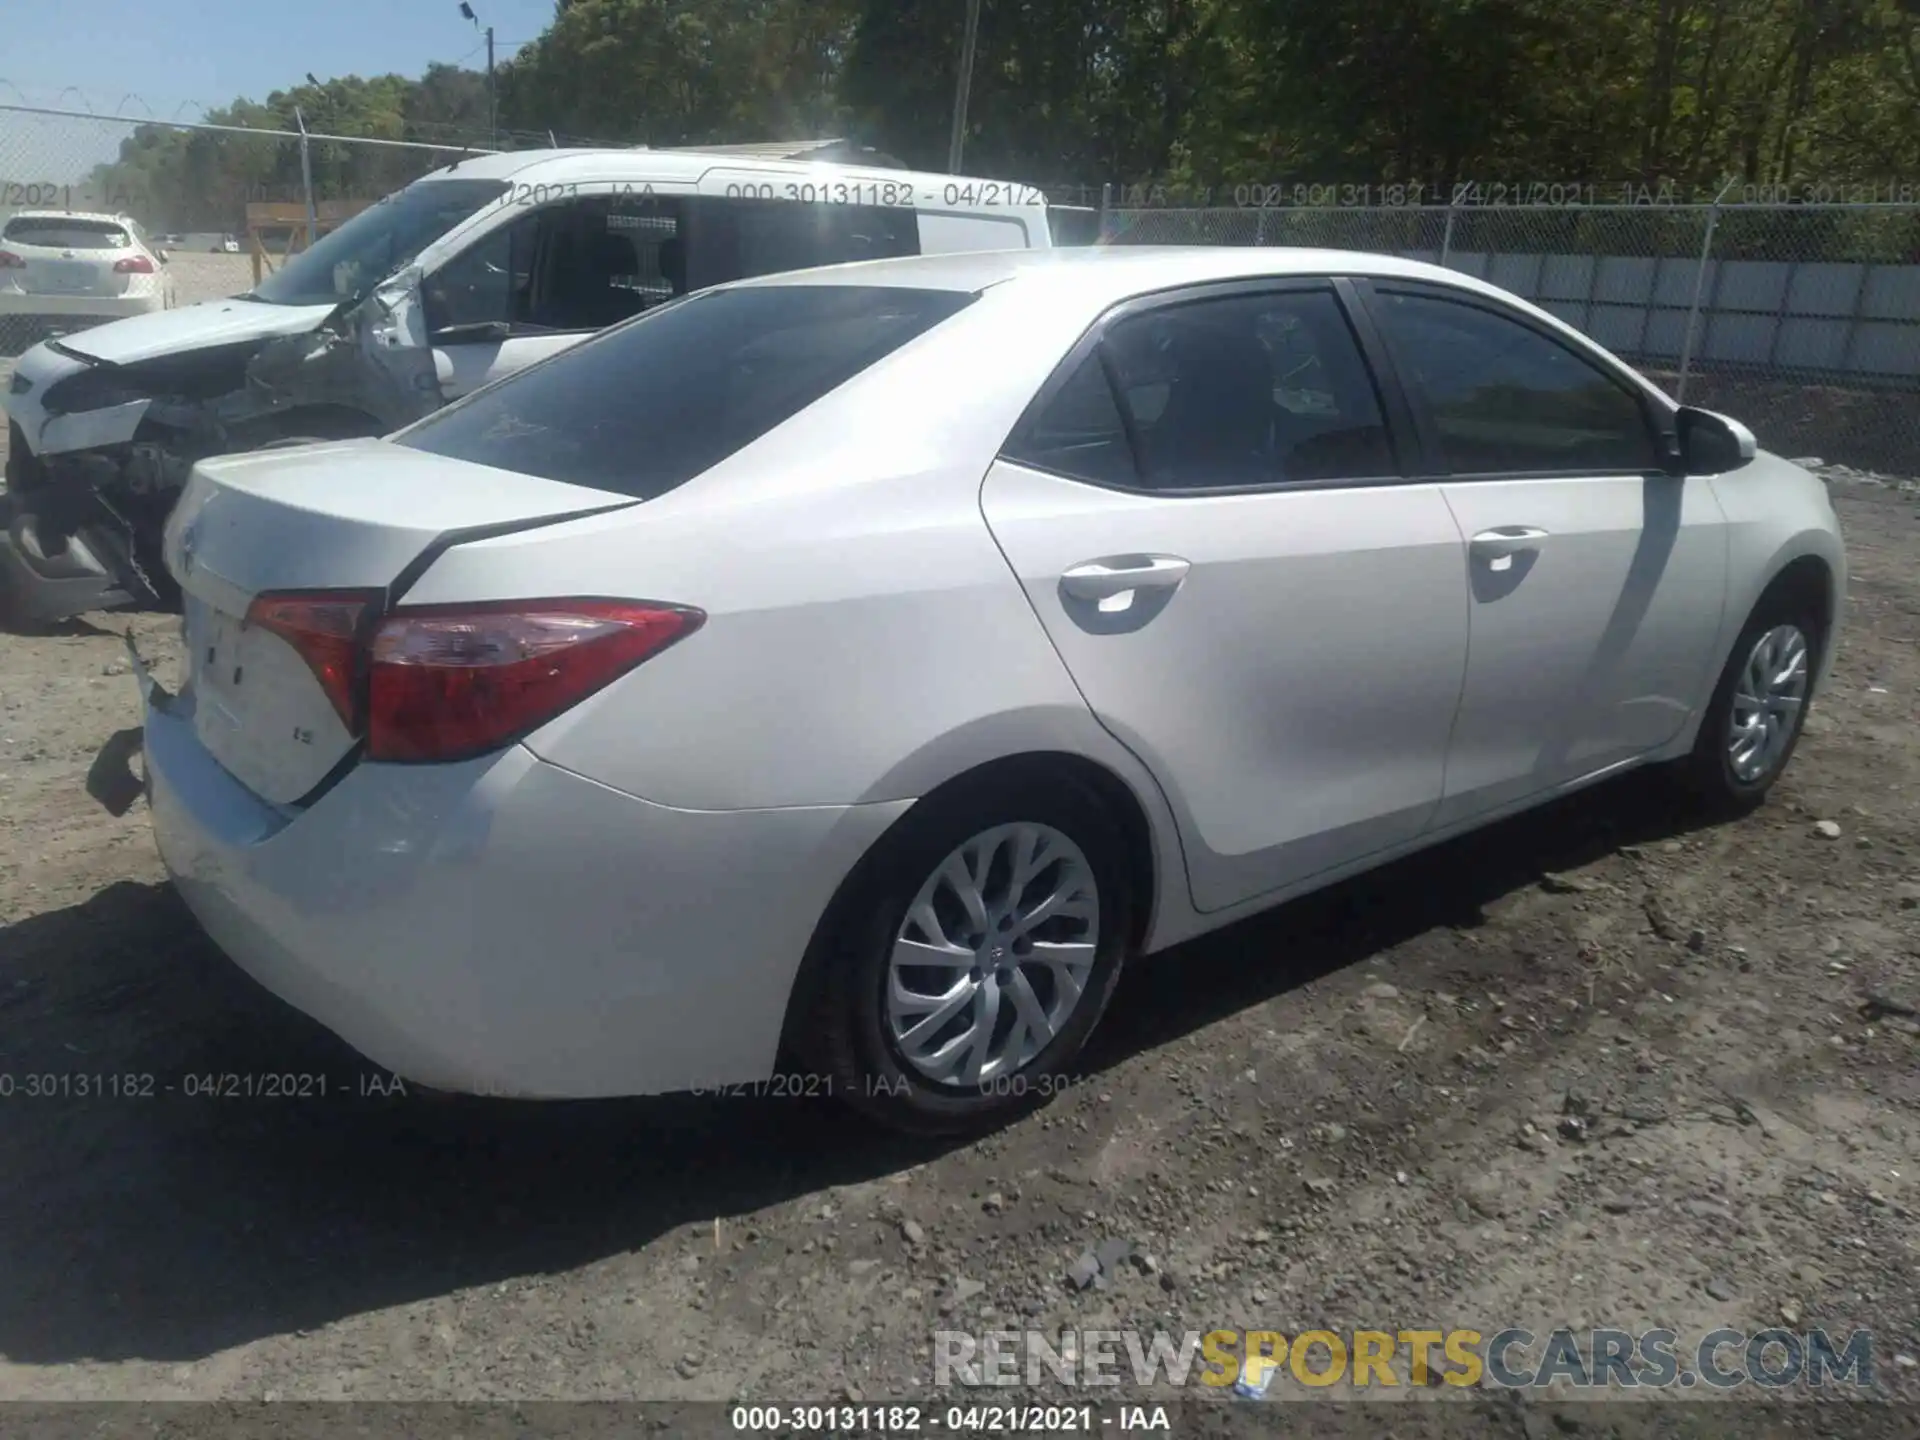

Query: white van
[1,147,1054,622]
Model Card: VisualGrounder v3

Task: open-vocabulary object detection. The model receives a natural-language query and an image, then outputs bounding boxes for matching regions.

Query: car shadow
[1090,766,1720,1064]
[0,769,1722,1366]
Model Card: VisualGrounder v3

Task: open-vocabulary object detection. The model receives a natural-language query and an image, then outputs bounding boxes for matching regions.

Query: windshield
[248,177,508,307]
[395,284,976,498]
[3,217,132,249]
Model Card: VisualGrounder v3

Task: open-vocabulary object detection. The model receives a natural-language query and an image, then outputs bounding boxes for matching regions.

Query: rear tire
[1675,592,1823,814]
[797,774,1134,1137]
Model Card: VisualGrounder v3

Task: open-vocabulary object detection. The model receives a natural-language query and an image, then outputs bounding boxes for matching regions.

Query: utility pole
[459,3,497,148]
[946,0,982,174]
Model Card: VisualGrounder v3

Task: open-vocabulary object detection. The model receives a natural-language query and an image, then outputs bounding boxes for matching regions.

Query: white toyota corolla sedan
[133,246,1845,1132]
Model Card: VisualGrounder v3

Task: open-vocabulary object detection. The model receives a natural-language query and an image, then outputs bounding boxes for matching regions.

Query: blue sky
[1,0,559,181]
[1,0,557,120]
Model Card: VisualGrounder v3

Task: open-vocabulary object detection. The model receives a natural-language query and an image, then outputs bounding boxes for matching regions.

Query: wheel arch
[775,749,1166,1068]
[1745,536,1843,697]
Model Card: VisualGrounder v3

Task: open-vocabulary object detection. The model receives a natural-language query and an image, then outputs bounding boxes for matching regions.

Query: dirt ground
[0,469,1916,1417]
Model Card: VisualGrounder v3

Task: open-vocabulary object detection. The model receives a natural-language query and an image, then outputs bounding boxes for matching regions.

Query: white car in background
[132,248,1846,1133]
[1,146,1054,624]
[0,211,175,330]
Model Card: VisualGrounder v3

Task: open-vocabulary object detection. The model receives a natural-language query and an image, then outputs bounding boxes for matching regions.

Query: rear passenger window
[1008,288,1394,491]
[1373,290,1659,475]
[1005,355,1137,487]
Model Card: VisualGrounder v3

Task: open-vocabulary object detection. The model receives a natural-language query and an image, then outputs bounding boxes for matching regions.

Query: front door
[1360,282,1729,827]
[981,282,1471,913]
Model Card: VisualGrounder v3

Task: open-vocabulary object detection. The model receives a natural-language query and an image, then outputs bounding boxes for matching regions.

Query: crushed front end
[1,277,439,624]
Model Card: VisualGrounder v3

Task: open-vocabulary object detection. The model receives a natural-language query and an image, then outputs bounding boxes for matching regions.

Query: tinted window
[685,199,919,290]
[248,178,507,307]
[1098,289,1394,490]
[1004,354,1136,486]
[424,210,539,332]
[426,195,683,336]
[3,217,131,249]
[1374,290,1658,474]
[1009,289,1393,492]
[396,285,974,497]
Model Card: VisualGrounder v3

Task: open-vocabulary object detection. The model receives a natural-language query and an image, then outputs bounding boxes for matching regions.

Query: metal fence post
[294,105,317,243]
[1676,178,1735,403]
[1439,183,1468,268]
[1098,182,1111,244]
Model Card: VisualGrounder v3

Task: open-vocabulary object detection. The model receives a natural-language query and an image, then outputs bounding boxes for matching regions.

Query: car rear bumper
[143,691,910,1098]
[0,291,165,321]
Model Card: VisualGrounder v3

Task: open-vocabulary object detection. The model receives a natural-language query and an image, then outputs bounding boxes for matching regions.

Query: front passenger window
[424,213,535,335]
[1373,290,1660,475]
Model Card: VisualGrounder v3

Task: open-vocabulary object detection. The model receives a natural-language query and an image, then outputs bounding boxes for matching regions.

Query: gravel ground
[0,470,1916,1408]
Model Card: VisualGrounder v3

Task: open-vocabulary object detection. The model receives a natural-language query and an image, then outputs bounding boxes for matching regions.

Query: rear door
[1357,281,1728,827]
[980,280,1471,913]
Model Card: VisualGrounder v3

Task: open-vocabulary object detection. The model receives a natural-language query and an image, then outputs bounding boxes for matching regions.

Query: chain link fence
[1102,201,1920,476]
[8,98,1917,477]
[0,103,498,357]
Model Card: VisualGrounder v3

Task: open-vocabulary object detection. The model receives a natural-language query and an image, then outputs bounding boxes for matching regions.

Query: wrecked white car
[1,147,1054,623]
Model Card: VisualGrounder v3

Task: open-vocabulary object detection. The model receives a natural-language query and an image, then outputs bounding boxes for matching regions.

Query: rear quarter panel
[396,280,1145,814]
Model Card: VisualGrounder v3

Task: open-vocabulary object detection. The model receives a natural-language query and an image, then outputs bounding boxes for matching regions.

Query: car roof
[408,146,1040,199]
[716,244,1514,305]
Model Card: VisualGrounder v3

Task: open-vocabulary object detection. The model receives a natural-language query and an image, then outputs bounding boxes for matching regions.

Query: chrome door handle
[1059,555,1191,603]
[1469,526,1549,560]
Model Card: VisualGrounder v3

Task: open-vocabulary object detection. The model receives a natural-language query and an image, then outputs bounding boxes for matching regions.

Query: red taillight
[114,254,156,273]
[366,599,703,762]
[0,250,24,269]
[245,590,379,727]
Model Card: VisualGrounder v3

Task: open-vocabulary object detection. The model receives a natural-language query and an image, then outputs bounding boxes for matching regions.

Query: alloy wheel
[1727,623,1810,784]
[884,821,1100,1087]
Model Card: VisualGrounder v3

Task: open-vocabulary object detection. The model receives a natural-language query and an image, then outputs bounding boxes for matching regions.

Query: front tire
[1677,594,1822,813]
[799,774,1134,1137]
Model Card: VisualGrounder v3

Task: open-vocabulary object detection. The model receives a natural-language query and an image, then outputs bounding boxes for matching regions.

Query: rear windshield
[3,218,131,249]
[395,284,975,497]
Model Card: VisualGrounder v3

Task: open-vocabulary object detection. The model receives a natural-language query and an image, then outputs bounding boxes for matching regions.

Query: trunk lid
[164,438,636,805]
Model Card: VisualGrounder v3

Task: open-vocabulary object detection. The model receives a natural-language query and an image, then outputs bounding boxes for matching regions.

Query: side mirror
[1675,406,1757,475]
